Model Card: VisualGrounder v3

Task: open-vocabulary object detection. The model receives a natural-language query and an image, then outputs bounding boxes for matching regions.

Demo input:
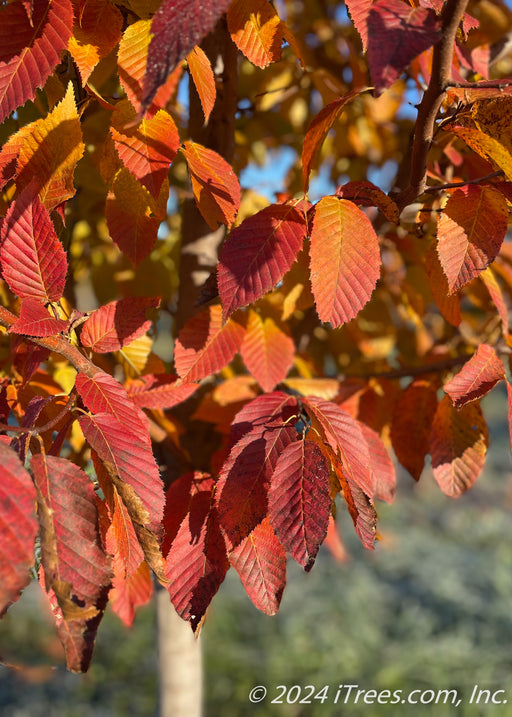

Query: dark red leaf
[141,0,232,113]
[165,488,229,632]
[0,442,38,617]
[229,517,286,615]
[367,0,442,94]
[269,440,331,571]
[218,203,307,319]
[162,472,214,556]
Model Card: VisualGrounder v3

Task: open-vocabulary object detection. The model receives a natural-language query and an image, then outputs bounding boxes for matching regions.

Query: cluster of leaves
[1,0,512,672]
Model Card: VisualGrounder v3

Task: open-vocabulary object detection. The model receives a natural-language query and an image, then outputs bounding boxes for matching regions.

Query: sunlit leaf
[10,298,69,337]
[240,310,294,392]
[227,0,283,69]
[186,46,216,123]
[80,296,159,353]
[68,0,123,85]
[443,344,505,408]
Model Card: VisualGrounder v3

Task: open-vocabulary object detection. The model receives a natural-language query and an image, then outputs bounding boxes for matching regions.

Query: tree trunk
[156,17,238,717]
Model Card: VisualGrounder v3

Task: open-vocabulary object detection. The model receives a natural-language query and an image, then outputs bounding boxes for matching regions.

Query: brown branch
[0,390,76,436]
[423,170,505,193]
[394,0,470,211]
[349,354,470,381]
[0,306,101,378]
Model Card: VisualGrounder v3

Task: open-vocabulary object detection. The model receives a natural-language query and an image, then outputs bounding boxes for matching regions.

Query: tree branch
[423,170,504,192]
[0,306,101,378]
[394,0,470,210]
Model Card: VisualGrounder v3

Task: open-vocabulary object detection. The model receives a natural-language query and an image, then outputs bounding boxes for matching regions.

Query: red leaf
[109,560,153,627]
[165,488,229,632]
[0,189,68,303]
[162,472,214,557]
[443,344,505,408]
[187,47,216,122]
[127,374,199,410]
[303,397,374,497]
[367,0,442,94]
[31,454,112,616]
[80,296,159,353]
[174,304,245,382]
[342,480,377,550]
[111,102,179,198]
[0,0,73,123]
[0,442,38,617]
[68,0,123,86]
[141,0,232,112]
[227,0,283,69]
[218,203,307,319]
[217,395,299,549]
[182,142,241,230]
[229,517,286,615]
[346,0,374,51]
[309,196,381,327]
[390,379,438,481]
[480,267,509,335]
[105,489,145,580]
[228,389,300,446]
[269,440,331,571]
[360,424,396,503]
[430,395,489,497]
[10,299,69,337]
[336,180,400,224]
[75,371,149,440]
[79,413,164,535]
[240,310,295,392]
[436,186,508,293]
[301,90,361,192]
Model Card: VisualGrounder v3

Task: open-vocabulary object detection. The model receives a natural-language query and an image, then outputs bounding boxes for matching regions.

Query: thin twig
[423,170,505,192]
[394,0,470,210]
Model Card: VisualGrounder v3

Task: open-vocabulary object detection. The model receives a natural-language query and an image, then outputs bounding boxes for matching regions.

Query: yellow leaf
[68,0,123,85]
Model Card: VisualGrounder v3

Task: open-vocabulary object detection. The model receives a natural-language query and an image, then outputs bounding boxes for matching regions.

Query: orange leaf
[302,89,361,192]
[391,379,438,481]
[309,196,381,327]
[182,141,241,229]
[443,344,505,408]
[227,0,283,69]
[174,305,245,382]
[240,310,294,392]
[111,100,179,198]
[117,19,183,115]
[480,267,509,335]
[109,560,153,627]
[68,0,123,85]
[430,395,488,497]
[105,169,168,265]
[186,46,216,123]
[436,186,508,293]
[12,83,85,211]
[425,242,461,326]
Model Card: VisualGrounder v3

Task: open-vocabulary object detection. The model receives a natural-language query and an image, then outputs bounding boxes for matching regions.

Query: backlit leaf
[480,267,509,335]
[10,298,69,337]
[425,241,461,326]
[186,47,216,123]
[0,442,38,617]
[14,82,85,210]
[269,440,331,571]
[80,296,159,353]
[127,374,199,410]
[346,0,374,51]
[0,0,73,123]
[229,517,286,615]
[106,169,168,265]
[430,395,488,497]
[182,141,241,230]
[227,0,283,69]
[391,379,438,481]
[302,90,361,192]
[141,0,232,112]
[174,304,245,382]
[68,0,123,85]
[0,189,68,303]
[360,423,396,503]
[303,396,374,498]
[218,203,307,319]
[443,344,505,408]
[118,18,183,115]
[240,310,295,392]
[111,101,179,198]
[109,559,153,627]
[165,487,228,633]
[309,196,381,327]
[367,0,442,94]
[436,186,508,293]
[31,454,112,618]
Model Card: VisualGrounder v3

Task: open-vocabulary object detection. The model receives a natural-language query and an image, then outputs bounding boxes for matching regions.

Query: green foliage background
[1,390,512,716]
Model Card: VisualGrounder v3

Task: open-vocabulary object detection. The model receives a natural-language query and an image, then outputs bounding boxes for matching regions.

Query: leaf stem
[423,170,505,192]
